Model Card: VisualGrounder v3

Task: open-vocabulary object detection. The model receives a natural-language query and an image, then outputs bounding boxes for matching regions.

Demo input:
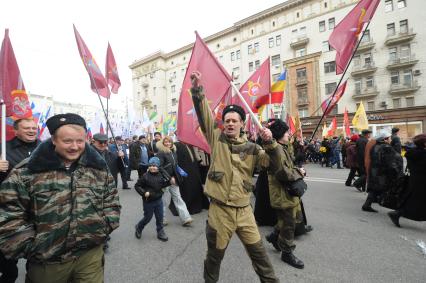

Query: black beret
[46,113,86,135]
[267,118,289,140]
[222,104,246,122]
[93,133,108,142]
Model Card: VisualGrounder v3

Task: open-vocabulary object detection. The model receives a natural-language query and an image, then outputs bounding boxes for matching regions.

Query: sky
[0,0,284,110]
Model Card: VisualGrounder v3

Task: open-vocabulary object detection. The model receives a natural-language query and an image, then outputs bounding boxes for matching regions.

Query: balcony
[290,36,309,49]
[355,37,375,53]
[297,96,309,106]
[296,76,308,86]
[351,62,377,77]
[352,86,379,99]
[386,55,419,70]
[385,28,416,46]
[389,80,420,95]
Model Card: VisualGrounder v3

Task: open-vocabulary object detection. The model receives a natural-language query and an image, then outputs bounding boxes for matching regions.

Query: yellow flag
[352,101,369,130]
[294,113,303,138]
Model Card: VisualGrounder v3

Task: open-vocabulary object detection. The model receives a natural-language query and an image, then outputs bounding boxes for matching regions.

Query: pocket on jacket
[242,180,254,193]
[208,171,225,182]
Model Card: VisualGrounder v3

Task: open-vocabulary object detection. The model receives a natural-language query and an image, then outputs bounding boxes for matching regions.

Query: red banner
[106,42,121,94]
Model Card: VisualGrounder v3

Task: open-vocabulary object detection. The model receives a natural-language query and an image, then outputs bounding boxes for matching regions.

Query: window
[216,43,220,49]
[171,98,177,106]
[254,42,259,53]
[219,55,223,61]
[295,48,306,57]
[353,55,361,67]
[233,37,237,42]
[171,85,176,93]
[367,101,375,111]
[397,0,407,9]
[251,29,254,35]
[297,87,307,98]
[391,71,399,85]
[393,98,401,108]
[272,73,281,82]
[406,97,414,107]
[232,67,240,76]
[322,41,330,52]
[231,52,235,61]
[292,29,298,37]
[153,87,156,96]
[328,18,335,29]
[364,53,372,66]
[236,50,241,59]
[298,108,308,118]
[366,76,374,88]
[361,30,370,43]
[387,23,395,36]
[296,12,300,18]
[299,26,306,36]
[400,45,410,59]
[389,47,397,62]
[255,60,260,70]
[272,21,276,27]
[385,0,393,12]
[324,2,328,8]
[355,79,362,94]
[324,61,336,73]
[400,20,408,33]
[269,37,274,48]
[276,35,281,46]
[172,71,176,79]
[296,68,307,79]
[325,82,337,95]
[403,69,412,86]
[249,62,254,72]
[319,21,325,32]
[271,55,281,66]
[153,105,157,112]
[248,44,253,54]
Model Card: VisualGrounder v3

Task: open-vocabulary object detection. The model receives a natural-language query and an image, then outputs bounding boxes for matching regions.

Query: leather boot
[157,229,168,242]
[245,241,279,283]
[265,229,280,251]
[362,198,378,213]
[281,251,304,269]
[388,211,401,228]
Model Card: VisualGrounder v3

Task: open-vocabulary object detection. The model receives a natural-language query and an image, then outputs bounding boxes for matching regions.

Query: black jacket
[92,146,120,178]
[156,141,181,184]
[391,134,402,154]
[129,142,153,170]
[134,171,170,202]
[0,137,40,184]
[356,135,368,171]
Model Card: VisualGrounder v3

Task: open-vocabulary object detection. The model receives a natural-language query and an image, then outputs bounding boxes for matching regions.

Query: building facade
[129,0,426,141]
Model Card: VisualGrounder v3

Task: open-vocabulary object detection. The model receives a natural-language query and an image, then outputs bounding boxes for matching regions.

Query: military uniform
[191,87,278,283]
[0,138,120,282]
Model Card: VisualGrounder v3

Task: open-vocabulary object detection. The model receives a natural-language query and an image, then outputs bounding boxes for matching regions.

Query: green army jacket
[263,141,302,210]
[0,139,121,263]
[191,86,267,207]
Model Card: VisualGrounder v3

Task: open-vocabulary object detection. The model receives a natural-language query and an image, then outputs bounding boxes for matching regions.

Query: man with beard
[190,71,279,283]
[0,118,40,283]
[0,113,120,282]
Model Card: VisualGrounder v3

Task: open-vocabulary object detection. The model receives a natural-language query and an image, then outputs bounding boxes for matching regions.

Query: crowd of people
[0,72,424,282]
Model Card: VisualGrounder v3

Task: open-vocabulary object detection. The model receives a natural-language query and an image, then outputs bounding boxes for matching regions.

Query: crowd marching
[0,71,424,283]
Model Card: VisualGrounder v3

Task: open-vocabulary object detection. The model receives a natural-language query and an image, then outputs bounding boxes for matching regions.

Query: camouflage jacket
[0,139,121,263]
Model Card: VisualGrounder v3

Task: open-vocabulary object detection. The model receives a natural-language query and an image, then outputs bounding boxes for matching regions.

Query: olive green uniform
[191,87,278,283]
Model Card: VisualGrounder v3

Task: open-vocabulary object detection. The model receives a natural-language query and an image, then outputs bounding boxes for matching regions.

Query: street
[17,164,426,282]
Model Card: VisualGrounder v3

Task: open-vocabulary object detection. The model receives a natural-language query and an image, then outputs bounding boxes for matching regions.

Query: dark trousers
[136,198,164,232]
[0,252,18,283]
[345,167,359,185]
[137,165,148,179]
[113,166,129,189]
[275,209,296,253]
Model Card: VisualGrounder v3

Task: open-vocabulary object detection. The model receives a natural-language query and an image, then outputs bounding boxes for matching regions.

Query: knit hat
[350,134,359,142]
[148,157,161,167]
[222,104,246,122]
[267,119,289,140]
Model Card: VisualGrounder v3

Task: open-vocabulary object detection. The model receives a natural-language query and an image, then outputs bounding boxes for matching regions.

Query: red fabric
[344,107,351,137]
[254,91,284,110]
[106,42,121,94]
[214,91,232,130]
[321,80,347,116]
[0,30,32,141]
[73,25,110,99]
[177,32,231,154]
[286,114,296,136]
[327,117,337,137]
[235,58,270,113]
[329,0,380,74]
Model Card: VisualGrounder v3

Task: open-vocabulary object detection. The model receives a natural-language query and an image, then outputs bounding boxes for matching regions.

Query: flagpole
[1,101,6,160]
[309,21,371,141]
[106,98,109,138]
[230,81,262,129]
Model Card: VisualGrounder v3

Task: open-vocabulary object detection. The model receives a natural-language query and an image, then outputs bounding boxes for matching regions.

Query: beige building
[130,0,425,141]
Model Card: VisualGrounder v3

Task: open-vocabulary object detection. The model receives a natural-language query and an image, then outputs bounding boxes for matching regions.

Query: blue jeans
[137,198,164,232]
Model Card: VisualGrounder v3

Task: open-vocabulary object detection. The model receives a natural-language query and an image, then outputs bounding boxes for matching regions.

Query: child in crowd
[134,157,171,241]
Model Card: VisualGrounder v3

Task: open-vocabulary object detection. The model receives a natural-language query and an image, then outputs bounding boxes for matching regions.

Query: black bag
[287,178,308,197]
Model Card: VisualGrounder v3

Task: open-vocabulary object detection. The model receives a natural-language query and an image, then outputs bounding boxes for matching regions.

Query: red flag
[236,58,270,113]
[176,32,232,154]
[321,80,347,116]
[214,91,232,130]
[327,117,337,137]
[329,0,380,74]
[245,115,260,141]
[73,25,110,99]
[0,29,33,141]
[343,107,351,137]
[106,42,121,94]
[286,114,296,136]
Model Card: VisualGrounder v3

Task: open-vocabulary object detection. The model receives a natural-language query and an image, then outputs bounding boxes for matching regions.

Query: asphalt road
[16,164,426,282]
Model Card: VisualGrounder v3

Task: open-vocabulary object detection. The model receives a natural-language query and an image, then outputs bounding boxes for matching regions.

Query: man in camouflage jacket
[190,71,279,283]
[0,113,120,283]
